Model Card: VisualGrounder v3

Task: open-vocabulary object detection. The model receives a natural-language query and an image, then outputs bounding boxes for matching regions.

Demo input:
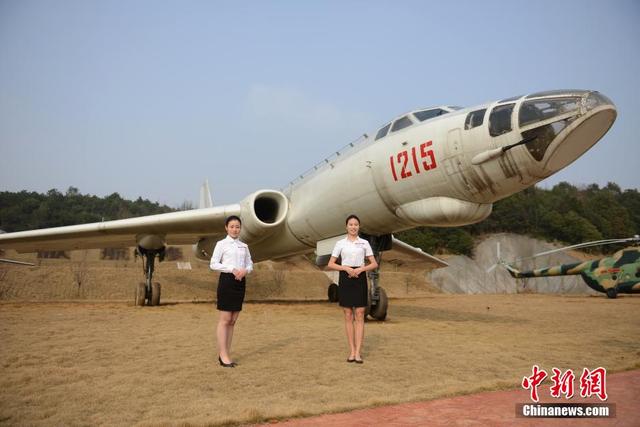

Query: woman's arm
[327,256,343,271]
[328,256,357,277]
[245,247,253,274]
[354,255,378,276]
[209,242,234,273]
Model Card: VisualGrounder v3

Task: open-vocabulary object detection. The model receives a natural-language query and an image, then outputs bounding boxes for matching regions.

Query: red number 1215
[389,140,436,182]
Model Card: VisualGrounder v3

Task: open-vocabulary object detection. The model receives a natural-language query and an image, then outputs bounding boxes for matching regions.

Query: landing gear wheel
[328,283,339,302]
[606,287,618,299]
[151,282,161,306]
[369,287,388,320]
[135,282,146,306]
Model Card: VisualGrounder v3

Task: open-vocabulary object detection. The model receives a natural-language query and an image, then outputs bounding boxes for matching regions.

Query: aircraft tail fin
[199,179,213,209]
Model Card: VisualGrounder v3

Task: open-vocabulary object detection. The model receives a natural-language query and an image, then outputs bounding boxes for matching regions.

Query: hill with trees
[0,187,174,233]
[397,182,639,255]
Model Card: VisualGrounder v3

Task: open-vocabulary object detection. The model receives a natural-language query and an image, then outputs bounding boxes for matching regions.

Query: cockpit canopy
[463,90,613,161]
[375,106,461,141]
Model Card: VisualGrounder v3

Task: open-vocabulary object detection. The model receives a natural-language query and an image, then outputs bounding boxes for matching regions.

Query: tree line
[1,183,638,256]
[397,182,639,256]
[0,187,174,233]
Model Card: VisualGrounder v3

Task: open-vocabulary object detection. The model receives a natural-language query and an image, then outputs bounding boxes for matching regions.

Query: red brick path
[261,369,639,426]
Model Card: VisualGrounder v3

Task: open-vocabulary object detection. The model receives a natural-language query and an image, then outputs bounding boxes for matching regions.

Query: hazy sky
[1,0,638,207]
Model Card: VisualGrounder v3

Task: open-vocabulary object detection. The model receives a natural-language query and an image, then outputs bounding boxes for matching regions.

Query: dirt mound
[428,233,597,295]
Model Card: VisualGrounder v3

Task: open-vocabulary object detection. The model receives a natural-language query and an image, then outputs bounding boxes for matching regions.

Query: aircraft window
[585,92,613,111]
[498,95,523,103]
[390,116,413,132]
[464,109,486,130]
[489,104,514,137]
[520,117,574,161]
[413,108,447,122]
[375,123,392,140]
[448,106,463,110]
[525,89,585,99]
[519,97,581,127]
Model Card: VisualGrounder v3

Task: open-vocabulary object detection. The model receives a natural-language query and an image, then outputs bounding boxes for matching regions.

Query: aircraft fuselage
[248,90,617,260]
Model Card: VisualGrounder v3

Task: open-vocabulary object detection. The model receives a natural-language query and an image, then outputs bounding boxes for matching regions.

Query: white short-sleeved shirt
[209,235,253,274]
[331,236,374,267]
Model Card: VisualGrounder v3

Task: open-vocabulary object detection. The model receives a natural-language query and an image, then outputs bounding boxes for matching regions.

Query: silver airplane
[0,89,617,318]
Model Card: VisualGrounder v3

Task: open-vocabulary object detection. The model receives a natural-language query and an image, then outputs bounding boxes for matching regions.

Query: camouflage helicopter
[499,236,640,299]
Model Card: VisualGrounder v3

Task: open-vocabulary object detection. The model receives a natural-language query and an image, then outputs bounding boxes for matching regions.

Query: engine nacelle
[239,189,289,243]
[192,189,289,262]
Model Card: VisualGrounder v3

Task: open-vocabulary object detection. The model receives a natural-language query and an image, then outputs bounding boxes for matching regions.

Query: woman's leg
[343,307,356,358]
[354,307,365,360]
[217,310,234,363]
[226,311,240,357]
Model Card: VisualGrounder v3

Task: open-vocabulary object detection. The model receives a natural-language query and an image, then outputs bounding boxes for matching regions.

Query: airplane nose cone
[518,90,617,173]
[544,91,616,172]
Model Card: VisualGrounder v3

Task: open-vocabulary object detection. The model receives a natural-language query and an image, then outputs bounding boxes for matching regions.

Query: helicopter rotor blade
[512,235,640,264]
[0,258,35,266]
[485,242,501,273]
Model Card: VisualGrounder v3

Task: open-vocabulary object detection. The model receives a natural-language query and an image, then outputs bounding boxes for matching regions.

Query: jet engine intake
[239,190,289,243]
[192,190,289,262]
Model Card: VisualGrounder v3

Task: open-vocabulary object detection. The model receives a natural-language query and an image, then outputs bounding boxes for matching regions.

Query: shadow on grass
[239,336,300,360]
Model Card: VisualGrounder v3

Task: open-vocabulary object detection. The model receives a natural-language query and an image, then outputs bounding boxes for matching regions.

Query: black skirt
[217,272,246,312]
[338,268,368,308]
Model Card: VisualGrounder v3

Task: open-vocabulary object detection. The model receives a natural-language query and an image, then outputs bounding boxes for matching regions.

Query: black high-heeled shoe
[218,356,235,368]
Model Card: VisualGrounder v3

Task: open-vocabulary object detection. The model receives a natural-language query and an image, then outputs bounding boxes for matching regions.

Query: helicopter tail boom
[506,261,588,279]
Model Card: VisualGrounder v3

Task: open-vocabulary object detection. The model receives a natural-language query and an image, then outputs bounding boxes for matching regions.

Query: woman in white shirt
[210,215,253,368]
[327,214,378,364]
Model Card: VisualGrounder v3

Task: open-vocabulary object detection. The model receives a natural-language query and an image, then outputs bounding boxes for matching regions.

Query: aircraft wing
[391,236,449,267]
[314,234,448,267]
[0,204,240,253]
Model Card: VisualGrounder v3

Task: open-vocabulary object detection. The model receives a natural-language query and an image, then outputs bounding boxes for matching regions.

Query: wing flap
[392,236,449,267]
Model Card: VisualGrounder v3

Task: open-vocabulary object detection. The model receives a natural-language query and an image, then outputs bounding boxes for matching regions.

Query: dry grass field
[1,294,638,426]
[0,247,441,303]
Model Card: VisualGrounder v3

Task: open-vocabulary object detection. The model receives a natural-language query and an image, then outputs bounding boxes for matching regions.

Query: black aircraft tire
[328,283,339,302]
[370,287,388,321]
[606,288,618,299]
[151,282,161,306]
[135,282,146,306]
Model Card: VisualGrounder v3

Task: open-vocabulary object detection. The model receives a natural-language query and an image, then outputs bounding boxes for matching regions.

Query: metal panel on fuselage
[285,146,390,245]
[369,117,454,217]
[286,114,464,241]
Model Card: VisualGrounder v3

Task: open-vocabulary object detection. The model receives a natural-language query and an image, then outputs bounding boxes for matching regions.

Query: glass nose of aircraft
[517,90,617,172]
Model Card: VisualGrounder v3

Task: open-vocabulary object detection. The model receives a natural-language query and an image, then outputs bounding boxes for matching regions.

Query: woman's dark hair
[225,215,242,226]
[345,214,360,225]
